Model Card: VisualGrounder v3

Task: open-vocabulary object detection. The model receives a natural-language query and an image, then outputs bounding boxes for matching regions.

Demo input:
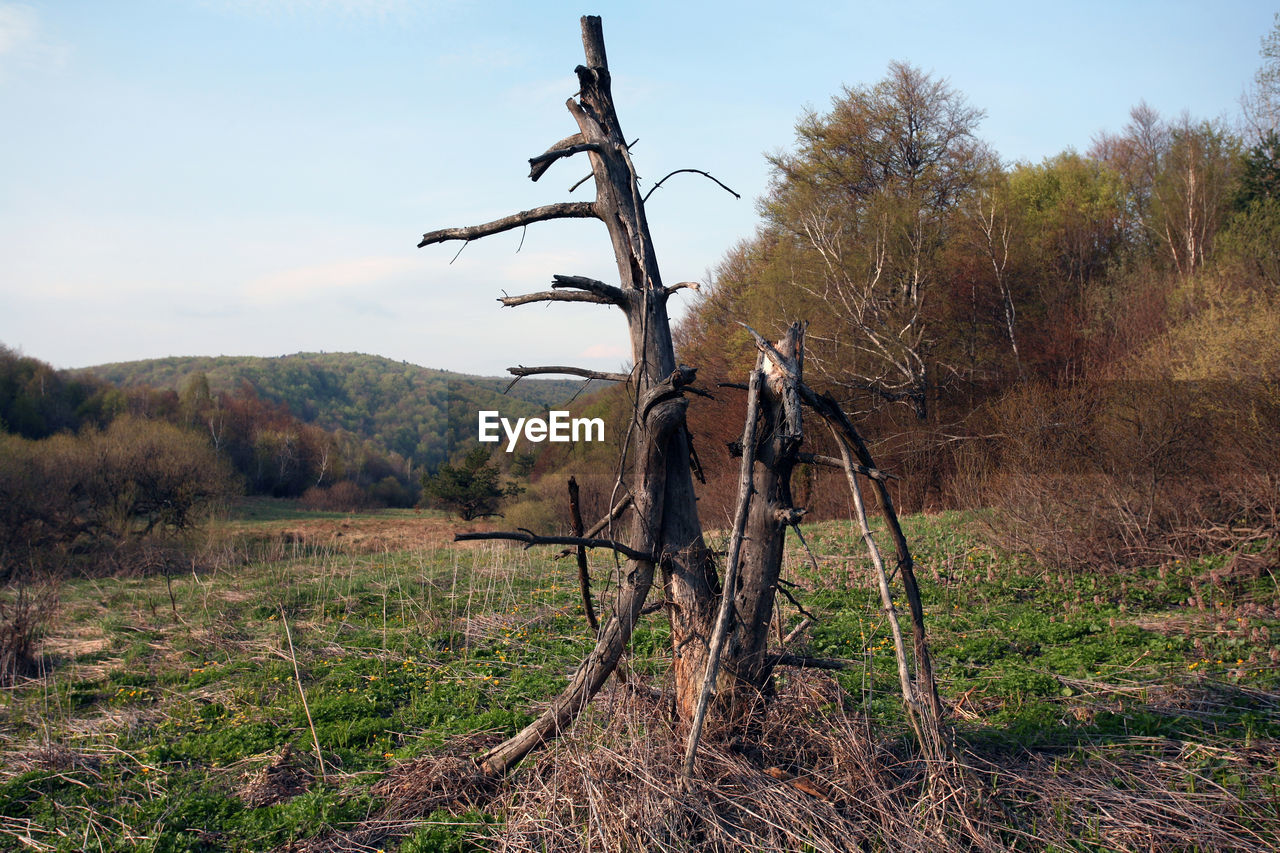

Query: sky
[1,0,1275,377]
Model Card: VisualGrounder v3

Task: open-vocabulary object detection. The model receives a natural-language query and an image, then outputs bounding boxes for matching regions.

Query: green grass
[1,506,1277,850]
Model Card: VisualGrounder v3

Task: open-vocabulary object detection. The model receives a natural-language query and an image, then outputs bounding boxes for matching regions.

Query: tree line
[660,22,1280,560]
[0,347,424,577]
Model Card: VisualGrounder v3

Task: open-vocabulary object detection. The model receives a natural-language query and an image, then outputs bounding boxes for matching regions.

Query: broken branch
[418,202,599,248]
[506,365,630,386]
[529,134,590,181]
[500,290,616,307]
[551,274,628,303]
[663,280,702,298]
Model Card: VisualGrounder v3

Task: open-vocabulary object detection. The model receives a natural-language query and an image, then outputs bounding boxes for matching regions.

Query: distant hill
[77,352,591,471]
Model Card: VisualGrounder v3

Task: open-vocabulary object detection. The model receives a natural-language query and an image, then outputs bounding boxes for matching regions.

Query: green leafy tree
[755,61,987,418]
[1219,131,1280,286]
[420,445,523,520]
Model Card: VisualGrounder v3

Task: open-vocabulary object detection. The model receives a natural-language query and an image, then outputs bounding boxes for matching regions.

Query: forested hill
[77,352,585,470]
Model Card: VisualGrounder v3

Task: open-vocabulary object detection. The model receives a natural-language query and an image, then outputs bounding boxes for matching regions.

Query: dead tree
[419,16,942,778]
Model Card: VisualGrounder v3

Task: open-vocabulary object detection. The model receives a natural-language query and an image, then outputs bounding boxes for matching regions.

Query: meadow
[1,500,1277,851]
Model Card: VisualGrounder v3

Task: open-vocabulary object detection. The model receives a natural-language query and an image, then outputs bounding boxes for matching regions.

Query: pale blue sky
[1,1,1274,376]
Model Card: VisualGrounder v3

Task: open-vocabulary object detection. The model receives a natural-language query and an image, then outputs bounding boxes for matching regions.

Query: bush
[0,417,237,578]
[956,375,1280,569]
[0,585,55,686]
[299,481,372,513]
[421,446,523,520]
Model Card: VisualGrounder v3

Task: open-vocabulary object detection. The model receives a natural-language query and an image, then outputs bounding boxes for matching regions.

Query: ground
[0,501,1276,851]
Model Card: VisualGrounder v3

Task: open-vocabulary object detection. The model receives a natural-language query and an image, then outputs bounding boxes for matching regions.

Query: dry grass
[308,669,1280,853]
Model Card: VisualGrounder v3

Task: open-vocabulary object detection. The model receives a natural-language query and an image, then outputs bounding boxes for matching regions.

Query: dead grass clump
[284,671,1280,851]
[237,744,313,808]
[5,742,103,778]
[494,673,964,853]
[373,731,503,819]
[969,738,1280,852]
[0,585,56,686]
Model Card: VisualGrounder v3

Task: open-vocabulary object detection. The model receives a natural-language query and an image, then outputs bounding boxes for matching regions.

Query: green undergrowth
[1,506,1277,850]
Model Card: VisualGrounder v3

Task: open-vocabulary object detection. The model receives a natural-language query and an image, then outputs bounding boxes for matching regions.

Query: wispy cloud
[0,3,65,79]
[245,254,420,304]
[0,4,35,56]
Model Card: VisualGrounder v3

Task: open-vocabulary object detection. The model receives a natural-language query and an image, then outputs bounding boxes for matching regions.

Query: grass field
[1,500,1277,851]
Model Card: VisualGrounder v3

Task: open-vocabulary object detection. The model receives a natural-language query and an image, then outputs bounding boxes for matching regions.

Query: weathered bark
[724,324,804,708]
[563,17,718,723]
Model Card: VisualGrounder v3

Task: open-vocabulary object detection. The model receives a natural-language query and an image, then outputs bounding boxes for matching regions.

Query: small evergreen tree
[420,445,522,520]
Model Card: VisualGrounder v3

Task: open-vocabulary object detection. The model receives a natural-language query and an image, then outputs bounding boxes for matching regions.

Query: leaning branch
[418,202,599,247]
[797,451,896,481]
[683,362,764,781]
[455,531,657,564]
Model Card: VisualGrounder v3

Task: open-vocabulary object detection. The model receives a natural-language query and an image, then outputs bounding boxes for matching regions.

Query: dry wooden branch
[796,451,897,480]
[504,366,630,394]
[567,477,599,633]
[683,362,764,781]
[455,531,657,564]
[417,201,598,247]
[528,137,600,181]
[642,168,742,203]
[551,273,627,303]
[499,290,616,307]
[663,280,702,298]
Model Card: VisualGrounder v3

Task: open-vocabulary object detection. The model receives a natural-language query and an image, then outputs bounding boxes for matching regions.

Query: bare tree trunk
[419,16,716,775]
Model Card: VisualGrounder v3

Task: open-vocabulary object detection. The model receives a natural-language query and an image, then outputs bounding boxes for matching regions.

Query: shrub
[0,585,55,686]
[0,417,237,578]
[299,481,372,513]
[421,446,523,520]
